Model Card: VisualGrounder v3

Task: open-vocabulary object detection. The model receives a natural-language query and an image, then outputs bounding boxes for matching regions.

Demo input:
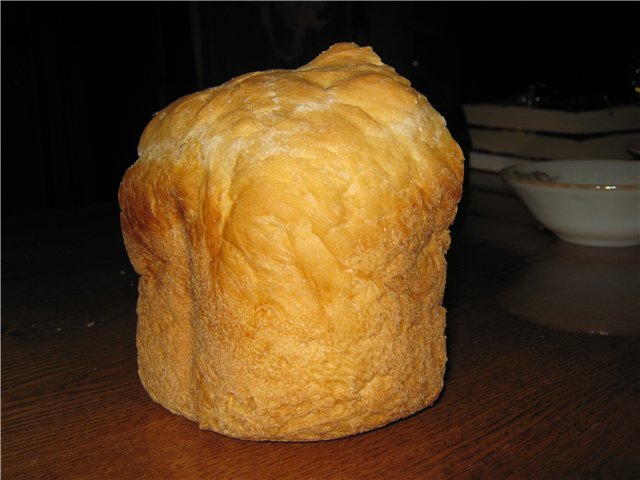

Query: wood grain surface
[2,201,639,479]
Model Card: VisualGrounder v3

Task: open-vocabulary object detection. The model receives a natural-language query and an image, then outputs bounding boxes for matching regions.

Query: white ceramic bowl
[500,160,640,247]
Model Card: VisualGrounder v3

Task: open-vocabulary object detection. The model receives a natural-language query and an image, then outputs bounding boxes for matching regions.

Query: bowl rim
[499,159,640,191]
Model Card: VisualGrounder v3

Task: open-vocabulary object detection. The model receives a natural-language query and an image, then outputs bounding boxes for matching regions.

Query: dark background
[2,2,638,217]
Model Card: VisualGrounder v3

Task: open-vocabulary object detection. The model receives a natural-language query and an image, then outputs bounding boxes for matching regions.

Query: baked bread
[119,43,464,441]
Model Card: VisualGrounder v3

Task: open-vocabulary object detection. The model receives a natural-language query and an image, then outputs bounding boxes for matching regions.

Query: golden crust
[119,43,464,441]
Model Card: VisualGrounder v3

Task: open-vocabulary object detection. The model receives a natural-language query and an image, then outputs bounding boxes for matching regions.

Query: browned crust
[119,43,464,441]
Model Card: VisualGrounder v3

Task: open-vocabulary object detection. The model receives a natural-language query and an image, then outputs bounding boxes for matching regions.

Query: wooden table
[3,198,639,479]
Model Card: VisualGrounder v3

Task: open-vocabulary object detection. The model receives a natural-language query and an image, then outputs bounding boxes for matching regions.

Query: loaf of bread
[119,43,464,441]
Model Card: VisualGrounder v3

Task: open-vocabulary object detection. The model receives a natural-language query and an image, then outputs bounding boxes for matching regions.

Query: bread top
[123,42,463,280]
[138,43,460,168]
